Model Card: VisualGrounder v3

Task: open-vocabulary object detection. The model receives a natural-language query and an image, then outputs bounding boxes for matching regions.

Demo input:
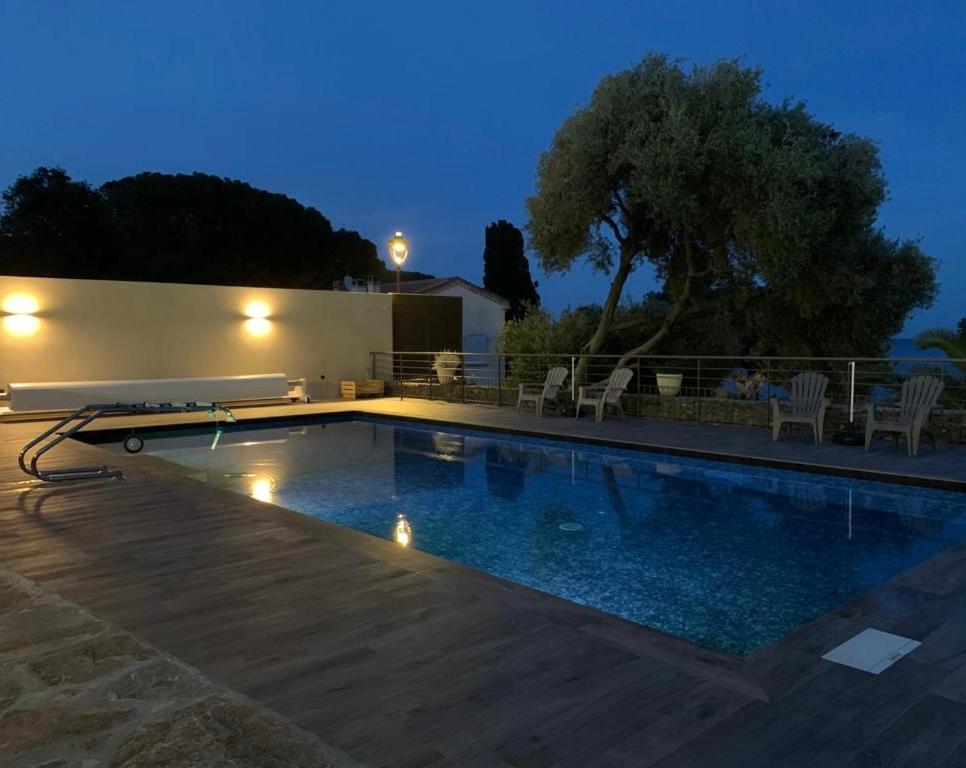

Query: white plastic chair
[575,368,633,422]
[865,375,944,456]
[770,371,831,444]
[516,367,569,417]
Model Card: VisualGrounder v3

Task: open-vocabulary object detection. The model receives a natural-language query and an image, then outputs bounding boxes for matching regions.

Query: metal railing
[369,351,966,425]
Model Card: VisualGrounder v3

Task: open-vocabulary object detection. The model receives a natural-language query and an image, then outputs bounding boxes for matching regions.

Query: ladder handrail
[18,401,236,482]
[19,405,109,479]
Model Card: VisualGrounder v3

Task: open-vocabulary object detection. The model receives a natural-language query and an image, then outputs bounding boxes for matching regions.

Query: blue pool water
[137,417,966,654]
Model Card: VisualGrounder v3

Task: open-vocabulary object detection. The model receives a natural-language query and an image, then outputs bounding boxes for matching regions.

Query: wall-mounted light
[243,300,271,337]
[2,293,40,337]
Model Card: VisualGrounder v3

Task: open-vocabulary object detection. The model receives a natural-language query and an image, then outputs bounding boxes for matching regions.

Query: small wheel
[123,435,144,454]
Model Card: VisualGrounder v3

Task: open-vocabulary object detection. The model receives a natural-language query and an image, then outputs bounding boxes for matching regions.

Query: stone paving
[0,565,361,767]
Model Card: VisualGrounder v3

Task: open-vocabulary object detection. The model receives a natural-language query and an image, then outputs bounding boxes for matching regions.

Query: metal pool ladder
[18,402,236,482]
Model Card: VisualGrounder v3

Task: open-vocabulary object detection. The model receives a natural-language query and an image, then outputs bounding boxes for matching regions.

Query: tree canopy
[0,167,118,279]
[526,54,936,374]
[482,219,540,320]
[0,167,429,288]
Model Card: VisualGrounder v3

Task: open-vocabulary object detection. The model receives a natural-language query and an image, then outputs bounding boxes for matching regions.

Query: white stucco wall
[0,275,393,400]
[432,284,507,353]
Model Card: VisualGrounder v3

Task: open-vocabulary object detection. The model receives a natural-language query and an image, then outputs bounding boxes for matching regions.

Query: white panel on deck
[821,628,921,674]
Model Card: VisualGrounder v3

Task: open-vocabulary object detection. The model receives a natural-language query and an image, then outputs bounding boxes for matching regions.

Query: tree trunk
[615,240,706,369]
[574,244,636,384]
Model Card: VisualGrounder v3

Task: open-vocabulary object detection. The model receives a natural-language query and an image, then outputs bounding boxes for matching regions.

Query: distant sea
[888,337,952,376]
[889,337,945,360]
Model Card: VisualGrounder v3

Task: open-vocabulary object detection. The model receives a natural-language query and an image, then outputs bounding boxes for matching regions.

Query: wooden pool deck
[2,399,966,766]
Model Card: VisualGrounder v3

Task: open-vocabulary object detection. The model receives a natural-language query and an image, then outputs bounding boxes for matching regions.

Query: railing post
[636,358,641,417]
[848,360,856,425]
[766,360,771,428]
[697,357,702,423]
[571,356,576,402]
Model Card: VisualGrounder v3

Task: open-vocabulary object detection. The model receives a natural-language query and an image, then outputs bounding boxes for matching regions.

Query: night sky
[1,1,963,332]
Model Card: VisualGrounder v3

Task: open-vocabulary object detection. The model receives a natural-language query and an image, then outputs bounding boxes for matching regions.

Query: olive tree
[527,54,935,379]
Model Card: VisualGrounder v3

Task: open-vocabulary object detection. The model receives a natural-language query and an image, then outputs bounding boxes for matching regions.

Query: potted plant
[726,369,765,400]
[655,372,683,397]
[433,351,461,384]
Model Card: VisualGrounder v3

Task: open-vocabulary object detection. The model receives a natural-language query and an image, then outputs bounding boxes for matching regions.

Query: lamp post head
[388,231,409,267]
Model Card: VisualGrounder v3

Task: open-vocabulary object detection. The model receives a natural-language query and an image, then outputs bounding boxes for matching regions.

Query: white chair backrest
[898,375,944,423]
[542,367,569,397]
[789,371,829,415]
[604,368,634,404]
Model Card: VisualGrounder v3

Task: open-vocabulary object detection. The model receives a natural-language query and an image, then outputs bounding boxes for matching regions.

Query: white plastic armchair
[865,375,944,456]
[770,371,831,444]
[516,366,569,417]
[575,368,634,423]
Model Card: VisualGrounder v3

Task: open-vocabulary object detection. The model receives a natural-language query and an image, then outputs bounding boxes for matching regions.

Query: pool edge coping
[75,407,966,493]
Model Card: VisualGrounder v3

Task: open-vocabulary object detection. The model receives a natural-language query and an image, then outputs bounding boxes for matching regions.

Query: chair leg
[864,423,874,451]
[909,428,917,457]
[536,396,543,418]
[596,401,604,422]
[772,418,782,442]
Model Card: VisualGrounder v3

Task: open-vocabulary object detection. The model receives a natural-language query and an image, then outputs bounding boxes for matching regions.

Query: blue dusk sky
[1,1,963,333]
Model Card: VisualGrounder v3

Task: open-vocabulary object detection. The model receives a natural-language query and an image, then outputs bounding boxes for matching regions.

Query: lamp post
[388,231,409,292]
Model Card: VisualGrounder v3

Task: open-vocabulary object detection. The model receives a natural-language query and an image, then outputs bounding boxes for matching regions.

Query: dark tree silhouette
[0,167,418,289]
[482,219,540,320]
[0,167,119,278]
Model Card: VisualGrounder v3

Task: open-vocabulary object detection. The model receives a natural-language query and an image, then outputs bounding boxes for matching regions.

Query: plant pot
[656,373,683,397]
[433,352,461,385]
[436,368,458,385]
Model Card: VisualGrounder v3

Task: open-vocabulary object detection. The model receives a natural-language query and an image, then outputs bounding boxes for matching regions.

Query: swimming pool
[129,417,966,654]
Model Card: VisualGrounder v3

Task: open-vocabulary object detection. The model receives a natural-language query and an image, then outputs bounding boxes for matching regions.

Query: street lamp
[388,231,409,292]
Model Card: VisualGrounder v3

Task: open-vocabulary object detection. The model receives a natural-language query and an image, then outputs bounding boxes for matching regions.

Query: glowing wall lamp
[243,300,271,337]
[387,231,409,293]
[2,293,40,337]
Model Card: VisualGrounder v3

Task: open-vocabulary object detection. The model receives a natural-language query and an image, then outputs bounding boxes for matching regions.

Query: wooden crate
[340,379,385,399]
